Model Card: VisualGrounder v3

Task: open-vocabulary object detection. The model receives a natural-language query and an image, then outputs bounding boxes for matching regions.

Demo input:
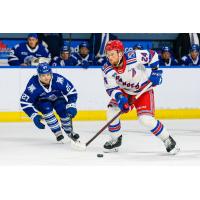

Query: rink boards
[0,66,200,122]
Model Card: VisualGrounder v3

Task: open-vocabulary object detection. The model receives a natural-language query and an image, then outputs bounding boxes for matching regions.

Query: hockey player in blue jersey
[71,42,94,67]
[51,46,77,66]
[159,46,179,66]
[8,33,51,66]
[20,63,79,142]
[181,44,200,66]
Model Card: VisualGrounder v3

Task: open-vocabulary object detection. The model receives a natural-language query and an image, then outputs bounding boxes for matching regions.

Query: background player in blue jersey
[20,63,79,142]
[159,46,179,66]
[71,42,94,67]
[181,44,200,66]
[8,33,51,66]
[51,46,77,66]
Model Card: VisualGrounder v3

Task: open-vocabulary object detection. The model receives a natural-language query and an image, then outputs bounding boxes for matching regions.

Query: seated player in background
[159,46,179,66]
[20,63,79,142]
[51,46,77,66]
[133,43,143,50]
[102,40,180,154]
[8,33,51,66]
[71,42,94,67]
[181,44,200,66]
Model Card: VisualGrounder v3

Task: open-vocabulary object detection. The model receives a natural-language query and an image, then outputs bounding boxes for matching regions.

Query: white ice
[0,119,200,165]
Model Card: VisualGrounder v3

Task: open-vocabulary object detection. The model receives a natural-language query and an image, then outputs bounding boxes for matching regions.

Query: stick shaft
[85,82,152,147]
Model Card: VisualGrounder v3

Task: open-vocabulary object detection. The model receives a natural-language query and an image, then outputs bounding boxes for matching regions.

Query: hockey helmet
[161,46,171,53]
[37,63,52,75]
[60,46,71,53]
[79,42,89,50]
[190,44,199,52]
[133,43,143,50]
[105,40,124,52]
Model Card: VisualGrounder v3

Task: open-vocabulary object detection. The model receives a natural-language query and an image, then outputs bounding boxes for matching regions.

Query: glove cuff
[30,113,38,120]
[66,103,76,109]
[114,92,123,102]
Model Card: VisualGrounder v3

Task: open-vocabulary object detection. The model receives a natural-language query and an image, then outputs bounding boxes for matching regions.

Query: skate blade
[57,140,65,144]
[168,146,180,155]
[103,148,119,153]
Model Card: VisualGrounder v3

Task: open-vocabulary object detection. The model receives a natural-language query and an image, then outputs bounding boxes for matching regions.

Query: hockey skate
[55,131,64,143]
[67,131,80,142]
[164,136,180,155]
[103,135,122,153]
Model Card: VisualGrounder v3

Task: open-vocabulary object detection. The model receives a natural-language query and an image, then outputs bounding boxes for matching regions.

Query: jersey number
[21,93,30,102]
[141,53,148,62]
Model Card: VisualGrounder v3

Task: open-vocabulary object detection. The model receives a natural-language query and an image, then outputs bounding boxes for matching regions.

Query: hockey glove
[115,93,129,113]
[66,103,77,118]
[33,115,45,129]
[149,69,163,86]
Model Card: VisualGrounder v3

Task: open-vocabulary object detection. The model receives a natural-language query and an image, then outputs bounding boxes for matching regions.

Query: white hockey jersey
[102,50,159,98]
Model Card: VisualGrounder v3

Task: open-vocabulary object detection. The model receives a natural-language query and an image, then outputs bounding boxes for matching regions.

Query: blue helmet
[37,63,52,75]
[60,46,71,53]
[133,43,143,50]
[162,46,170,53]
[28,33,38,39]
[79,42,89,50]
[190,44,199,52]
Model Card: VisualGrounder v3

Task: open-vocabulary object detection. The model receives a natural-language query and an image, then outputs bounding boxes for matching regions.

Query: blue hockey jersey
[71,52,94,67]
[8,42,51,66]
[20,73,77,119]
[159,56,179,66]
[51,56,77,66]
[181,55,200,66]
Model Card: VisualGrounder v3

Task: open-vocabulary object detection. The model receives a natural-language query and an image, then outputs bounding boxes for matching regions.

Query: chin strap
[115,52,123,67]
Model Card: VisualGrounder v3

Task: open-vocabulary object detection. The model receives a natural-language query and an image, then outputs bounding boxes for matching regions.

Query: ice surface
[0,119,200,165]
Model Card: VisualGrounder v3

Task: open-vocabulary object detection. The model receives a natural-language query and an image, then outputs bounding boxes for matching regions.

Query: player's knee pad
[138,115,157,130]
[37,101,53,114]
[107,105,121,134]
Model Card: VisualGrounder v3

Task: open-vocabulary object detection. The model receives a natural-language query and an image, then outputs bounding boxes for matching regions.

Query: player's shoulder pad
[53,73,67,84]
[181,56,188,61]
[102,62,113,75]
[39,43,48,52]
[71,53,78,60]
[14,43,20,49]
[53,56,59,61]
[26,75,39,90]
[125,50,137,65]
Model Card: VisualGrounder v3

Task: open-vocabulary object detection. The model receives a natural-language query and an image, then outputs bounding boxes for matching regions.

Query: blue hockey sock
[60,116,72,134]
[43,111,61,133]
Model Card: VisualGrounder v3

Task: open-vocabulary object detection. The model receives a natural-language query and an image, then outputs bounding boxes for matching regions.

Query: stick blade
[70,139,87,151]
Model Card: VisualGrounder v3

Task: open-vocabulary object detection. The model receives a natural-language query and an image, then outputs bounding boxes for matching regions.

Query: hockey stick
[71,82,152,151]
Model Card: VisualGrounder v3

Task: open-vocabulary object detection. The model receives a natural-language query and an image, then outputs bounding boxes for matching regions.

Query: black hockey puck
[97,154,104,158]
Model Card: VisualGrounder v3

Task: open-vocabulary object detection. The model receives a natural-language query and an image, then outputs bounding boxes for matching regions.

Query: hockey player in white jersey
[102,40,180,154]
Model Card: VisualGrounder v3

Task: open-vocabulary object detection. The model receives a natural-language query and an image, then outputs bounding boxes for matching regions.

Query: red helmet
[105,40,124,52]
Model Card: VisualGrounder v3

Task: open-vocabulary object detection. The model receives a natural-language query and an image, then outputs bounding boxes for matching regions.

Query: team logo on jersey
[21,52,28,55]
[28,84,36,93]
[56,77,64,85]
[128,51,135,58]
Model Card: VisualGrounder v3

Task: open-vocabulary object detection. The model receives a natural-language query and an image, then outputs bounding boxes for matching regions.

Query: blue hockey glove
[115,93,129,113]
[149,69,163,86]
[66,103,77,118]
[33,115,45,129]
